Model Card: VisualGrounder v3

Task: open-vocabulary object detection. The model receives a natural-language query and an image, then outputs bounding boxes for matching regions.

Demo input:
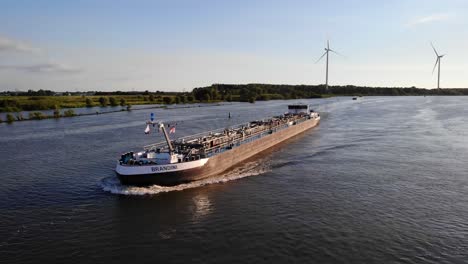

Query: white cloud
[407,13,454,27]
[0,62,82,74]
[0,36,81,75]
[0,36,40,53]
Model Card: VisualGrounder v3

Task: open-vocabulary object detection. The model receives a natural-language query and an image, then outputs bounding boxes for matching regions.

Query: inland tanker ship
[116,104,320,186]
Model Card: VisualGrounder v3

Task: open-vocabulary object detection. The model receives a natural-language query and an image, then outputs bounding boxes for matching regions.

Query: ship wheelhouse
[287,104,310,115]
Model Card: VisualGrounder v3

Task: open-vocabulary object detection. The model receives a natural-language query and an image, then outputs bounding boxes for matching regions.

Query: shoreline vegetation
[0,102,225,124]
[1,83,468,123]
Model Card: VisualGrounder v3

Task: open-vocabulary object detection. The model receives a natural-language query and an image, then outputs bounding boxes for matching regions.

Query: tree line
[2,83,468,115]
[192,83,468,103]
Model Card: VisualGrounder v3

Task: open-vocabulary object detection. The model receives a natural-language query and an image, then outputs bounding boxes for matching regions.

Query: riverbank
[0,94,189,113]
[0,102,226,124]
[3,84,468,114]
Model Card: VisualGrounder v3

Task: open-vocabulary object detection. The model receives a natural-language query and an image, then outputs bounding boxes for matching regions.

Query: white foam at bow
[100,159,271,196]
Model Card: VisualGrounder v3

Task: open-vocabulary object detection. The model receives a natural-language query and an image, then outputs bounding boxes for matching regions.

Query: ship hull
[116,117,320,186]
[117,166,208,186]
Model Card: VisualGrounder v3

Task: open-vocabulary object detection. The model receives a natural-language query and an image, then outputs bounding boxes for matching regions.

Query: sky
[1,0,468,92]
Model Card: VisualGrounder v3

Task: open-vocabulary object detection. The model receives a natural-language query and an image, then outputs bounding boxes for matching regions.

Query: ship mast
[147,121,174,153]
[159,123,174,153]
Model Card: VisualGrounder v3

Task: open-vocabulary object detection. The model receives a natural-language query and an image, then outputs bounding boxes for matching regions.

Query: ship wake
[100,158,271,195]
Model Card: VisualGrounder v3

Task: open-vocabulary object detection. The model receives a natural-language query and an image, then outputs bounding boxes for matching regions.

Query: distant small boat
[352,97,357,100]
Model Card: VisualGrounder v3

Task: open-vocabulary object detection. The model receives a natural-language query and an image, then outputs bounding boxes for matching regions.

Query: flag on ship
[169,126,176,134]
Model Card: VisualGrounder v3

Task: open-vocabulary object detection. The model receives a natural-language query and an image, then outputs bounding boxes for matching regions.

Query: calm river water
[1,97,468,263]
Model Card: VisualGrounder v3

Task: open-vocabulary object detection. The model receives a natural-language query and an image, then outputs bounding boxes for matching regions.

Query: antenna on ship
[144,112,155,134]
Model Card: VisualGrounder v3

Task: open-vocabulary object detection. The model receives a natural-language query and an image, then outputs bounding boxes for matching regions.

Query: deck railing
[143,115,310,155]
[203,115,310,157]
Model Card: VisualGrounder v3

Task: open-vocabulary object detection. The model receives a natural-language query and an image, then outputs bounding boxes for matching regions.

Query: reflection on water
[158,228,177,240]
[191,194,212,222]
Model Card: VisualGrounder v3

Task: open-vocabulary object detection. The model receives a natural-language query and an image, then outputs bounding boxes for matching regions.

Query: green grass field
[0,94,186,112]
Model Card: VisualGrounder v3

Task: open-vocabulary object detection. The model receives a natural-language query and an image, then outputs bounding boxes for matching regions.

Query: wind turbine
[316,40,342,91]
[431,43,445,89]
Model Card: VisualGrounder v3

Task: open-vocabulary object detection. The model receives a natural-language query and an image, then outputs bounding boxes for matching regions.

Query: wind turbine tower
[431,43,445,89]
[316,40,342,91]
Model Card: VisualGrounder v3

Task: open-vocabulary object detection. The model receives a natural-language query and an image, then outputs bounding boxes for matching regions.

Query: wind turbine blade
[315,51,327,63]
[432,57,439,74]
[329,49,345,57]
[431,42,439,57]
[327,40,330,50]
